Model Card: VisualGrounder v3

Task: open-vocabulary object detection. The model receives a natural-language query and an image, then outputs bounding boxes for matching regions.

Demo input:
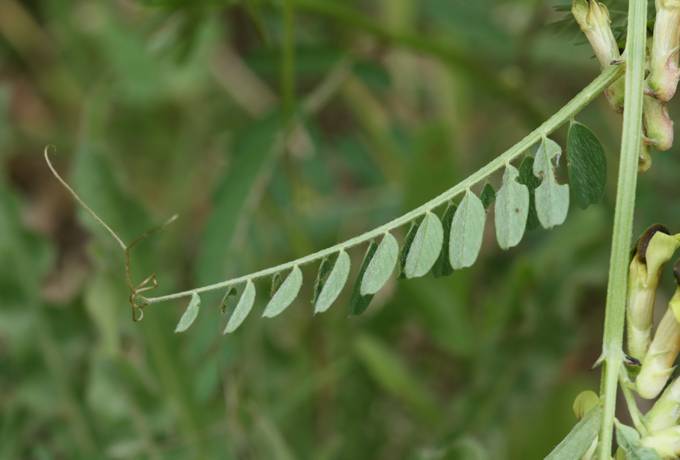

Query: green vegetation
[3,0,680,458]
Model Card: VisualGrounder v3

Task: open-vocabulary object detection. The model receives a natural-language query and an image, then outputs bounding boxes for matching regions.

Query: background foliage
[2,0,680,458]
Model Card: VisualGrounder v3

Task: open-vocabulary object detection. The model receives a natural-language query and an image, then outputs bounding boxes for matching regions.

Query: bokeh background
[2,0,680,459]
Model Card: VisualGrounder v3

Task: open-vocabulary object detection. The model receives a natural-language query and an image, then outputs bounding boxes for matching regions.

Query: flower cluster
[572,0,680,171]
[626,225,680,457]
[572,0,624,110]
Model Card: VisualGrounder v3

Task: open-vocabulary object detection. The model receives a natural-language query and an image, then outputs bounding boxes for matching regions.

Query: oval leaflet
[495,164,529,250]
[360,233,399,296]
[262,266,303,318]
[404,212,444,278]
[449,190,486,269]
[567,121,607,209]
[175,292,201,333]
[314,251,351,314]
[224,280,256,334]
[349,240,378,315]
[533,137,569,229]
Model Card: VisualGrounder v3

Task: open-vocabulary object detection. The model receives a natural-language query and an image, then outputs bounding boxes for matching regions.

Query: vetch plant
[43,0,680,457]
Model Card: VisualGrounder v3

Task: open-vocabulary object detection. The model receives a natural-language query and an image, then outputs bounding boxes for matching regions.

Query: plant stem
[597,1,647,458]
[619,367,647,436]
[142,64,624,306]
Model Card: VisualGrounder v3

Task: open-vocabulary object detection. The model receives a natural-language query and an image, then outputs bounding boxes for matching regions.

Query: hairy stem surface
[598,1,647,458]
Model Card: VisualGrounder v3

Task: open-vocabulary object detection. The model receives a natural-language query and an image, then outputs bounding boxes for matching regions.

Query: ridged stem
[597,1,648,458]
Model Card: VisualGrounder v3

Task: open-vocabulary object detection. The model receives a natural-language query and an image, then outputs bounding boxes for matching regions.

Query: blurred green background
[2,0,680,459]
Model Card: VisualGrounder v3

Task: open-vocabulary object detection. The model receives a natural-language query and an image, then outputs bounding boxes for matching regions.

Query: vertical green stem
[598,1,647,458]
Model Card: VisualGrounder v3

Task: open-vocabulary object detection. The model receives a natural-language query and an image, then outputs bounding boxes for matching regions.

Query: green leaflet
[360,232,399,296]
[480,183,496,209]
[449,190,486,270]
[534,137,569,229]
[349,241,378,315]
[312,255,335,305]
[494,164,529,250]
[219,287,237,315]
[615,421,662,460]
[517,156,541,230]
[223,280,256,334]
[404,212,444,278]
[262,266,303,318]
[567,121,607,209]
[314,250,351,314]
[544,406,602,460]
[270,272,283,297]
[175,292,201,333]
[432,203,457,277]
[398,222,419,279]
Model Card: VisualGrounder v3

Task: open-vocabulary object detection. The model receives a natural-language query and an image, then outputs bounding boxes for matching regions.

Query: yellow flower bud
[636,291,680,399]
[639,142,653,173]
[573,390,600,419]
[649,0,680,101]
[642,426,680,458]
[626,226,680,361]
[643,95,674,152]
[572,0,621,68]
[572,0,624,111]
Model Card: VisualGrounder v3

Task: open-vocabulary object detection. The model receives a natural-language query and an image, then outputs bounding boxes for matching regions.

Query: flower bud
[605,77,625,113]
[646,378,680,434]
[635,290,680,399]
[649,0,680,101]
[627,226,679,361]
[573,390,600,419]
[572,0,624,111]
[644,96,674,151]
[645,305,680,431]
[639,142,653,173]
[642,426,680,457]
[572,0,621,67]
